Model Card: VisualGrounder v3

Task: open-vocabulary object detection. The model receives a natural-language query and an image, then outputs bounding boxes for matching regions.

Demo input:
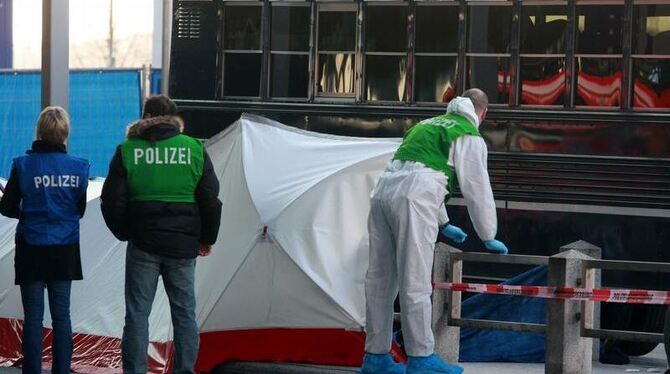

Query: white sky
[13,0,154,68]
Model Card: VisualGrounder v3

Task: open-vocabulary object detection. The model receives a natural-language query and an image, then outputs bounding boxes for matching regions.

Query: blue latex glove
[484,239,509,254]
[441,224,467,244]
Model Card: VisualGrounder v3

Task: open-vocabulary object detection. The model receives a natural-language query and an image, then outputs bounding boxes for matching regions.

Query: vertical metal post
[0,0,12,69]
[621,0,634,111]
[406,0,416,104]
[564,0,577,108]
[308,2,317,102]
[456,0,467,94]
[161,0,172,95]
[509,0,521,107]
[152,0,163,68]
[107,0,115,68]
[42,0,69,110]
[140,64,151,102]
[355,0,365,103]
[217,4,225,99]
[260,0,271,100]
[432,243,462,363]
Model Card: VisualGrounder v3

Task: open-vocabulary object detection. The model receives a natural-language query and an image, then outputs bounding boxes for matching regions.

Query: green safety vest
[393,113,481,194]
[121,134,205,202]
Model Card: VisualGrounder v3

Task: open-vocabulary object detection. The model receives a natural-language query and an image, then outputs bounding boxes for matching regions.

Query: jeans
[122,243,199,374]
[20,280,72,374]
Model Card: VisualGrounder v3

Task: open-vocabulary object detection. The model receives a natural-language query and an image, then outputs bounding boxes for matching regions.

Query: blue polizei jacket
[12,144,89,246]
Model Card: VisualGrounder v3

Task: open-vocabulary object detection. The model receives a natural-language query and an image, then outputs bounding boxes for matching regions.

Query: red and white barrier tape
[433,282,670,305]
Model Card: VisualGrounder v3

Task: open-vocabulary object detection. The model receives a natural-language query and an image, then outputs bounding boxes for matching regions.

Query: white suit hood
[446,96,480,128]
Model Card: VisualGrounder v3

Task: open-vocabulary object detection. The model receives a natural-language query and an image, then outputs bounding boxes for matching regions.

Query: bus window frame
[465,1,514,107]
[518,1,568,108]
[220,1,265,100]
[412,2,461,106]
[267,2,312,101]
[362,2,410,104]
[314,2,358,101]
[631,0,670,111]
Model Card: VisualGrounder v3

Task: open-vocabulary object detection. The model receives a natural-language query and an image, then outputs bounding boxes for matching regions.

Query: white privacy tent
[0,114,402,372]
[195,114,401,370]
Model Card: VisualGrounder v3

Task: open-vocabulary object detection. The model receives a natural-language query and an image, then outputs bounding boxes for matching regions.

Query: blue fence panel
[0,70,141,178]
[69,70,141,177]
[0,71,41,177]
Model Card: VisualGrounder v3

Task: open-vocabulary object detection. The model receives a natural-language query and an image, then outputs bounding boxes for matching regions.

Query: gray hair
[36,106,71,145]
[462,88,489,113]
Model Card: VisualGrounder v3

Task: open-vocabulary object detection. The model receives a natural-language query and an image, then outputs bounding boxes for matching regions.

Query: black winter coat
[100,117,222,258]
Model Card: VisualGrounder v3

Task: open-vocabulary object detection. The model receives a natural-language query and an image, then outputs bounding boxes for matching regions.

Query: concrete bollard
[432,243,462,363]
[545,242,600,374]
[559,240,602,363]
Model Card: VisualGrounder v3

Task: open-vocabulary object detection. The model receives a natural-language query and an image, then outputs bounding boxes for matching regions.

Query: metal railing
[446,252,548,334]
[432,240,670,373]
[581,259,670,344]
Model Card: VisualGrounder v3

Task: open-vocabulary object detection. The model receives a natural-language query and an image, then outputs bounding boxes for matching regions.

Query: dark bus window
[415,56,458,103]
[575,57,622,107]
[576,5,624,54]
[224,53,262,97]
[318,53,355,95]
[468,56,511,104]
[270,5,310,99]
[223,5,263,97]
[365,55,407,102]
[318,10,356,52]
[317,7,357,97]
[520,57,566,105]
[271,54,309,98]
[415,6,459,53]
[633,58,670,109]
[521,5,568,54]
[224,6,262,50]
[467,5,513,54]
[271,6,310,51]
[366,6,408,53]
[365,6,408,102]
[632,4,670,109]
[633,5,670,55]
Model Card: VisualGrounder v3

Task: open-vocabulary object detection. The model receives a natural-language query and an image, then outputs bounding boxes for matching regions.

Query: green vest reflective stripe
[393,113,481,194]
[121,134,204,203]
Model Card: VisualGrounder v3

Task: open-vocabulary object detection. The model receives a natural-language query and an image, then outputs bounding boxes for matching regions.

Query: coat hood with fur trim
[125,115,184,140]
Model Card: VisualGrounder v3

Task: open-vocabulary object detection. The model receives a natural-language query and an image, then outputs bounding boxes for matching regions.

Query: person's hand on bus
[198,244,212,257]
[441,224,467,244]
[484,239,508,254]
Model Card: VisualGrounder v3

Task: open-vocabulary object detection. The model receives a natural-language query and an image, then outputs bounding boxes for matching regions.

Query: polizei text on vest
[33,175,81,189]
[133,147,192,165]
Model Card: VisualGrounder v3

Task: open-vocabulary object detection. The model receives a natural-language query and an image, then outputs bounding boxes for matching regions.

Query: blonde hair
[36,106,71,145]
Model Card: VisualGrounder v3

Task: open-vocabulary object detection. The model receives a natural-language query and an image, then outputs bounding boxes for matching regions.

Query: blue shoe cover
[360,353,406,374]
[407,354,463,374]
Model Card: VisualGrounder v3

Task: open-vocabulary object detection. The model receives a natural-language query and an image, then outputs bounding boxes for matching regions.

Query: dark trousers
[20,280,73,374]
[122,243,199,374]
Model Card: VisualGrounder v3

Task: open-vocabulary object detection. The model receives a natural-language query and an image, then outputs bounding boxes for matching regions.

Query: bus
[168,0,670,357]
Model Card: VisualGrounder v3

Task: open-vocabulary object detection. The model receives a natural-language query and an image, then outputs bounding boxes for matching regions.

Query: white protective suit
[364,97,497,356]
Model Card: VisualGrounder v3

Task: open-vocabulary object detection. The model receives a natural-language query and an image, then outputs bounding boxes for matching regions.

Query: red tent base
[196,328,405,373]
[0,317,170,373]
